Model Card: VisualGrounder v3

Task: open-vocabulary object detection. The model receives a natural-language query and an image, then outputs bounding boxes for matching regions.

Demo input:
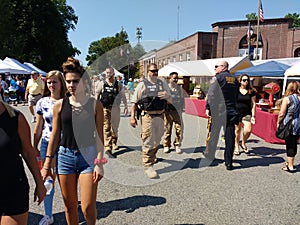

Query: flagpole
[255,0,260,60]
[247,21,251,59]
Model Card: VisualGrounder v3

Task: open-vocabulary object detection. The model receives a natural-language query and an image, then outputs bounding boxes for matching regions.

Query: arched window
[238,33,263,60]
[294,48,300,57]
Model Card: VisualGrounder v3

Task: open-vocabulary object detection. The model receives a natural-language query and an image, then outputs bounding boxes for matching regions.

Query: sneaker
[31,116,36,123]
[39,215,54,225]
[163,147,170,153]
[112,143,119,150]
[175,146,182,154]
[105,150,115,158]
[144,166,158,179]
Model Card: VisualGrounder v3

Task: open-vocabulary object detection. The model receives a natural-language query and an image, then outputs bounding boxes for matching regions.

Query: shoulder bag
[276,98,300,140]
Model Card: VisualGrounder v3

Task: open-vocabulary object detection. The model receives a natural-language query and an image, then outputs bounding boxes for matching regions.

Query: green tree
[246,13,258,21]
[86,29,130,73]
[0,0,78,71]
[285,13,300,28]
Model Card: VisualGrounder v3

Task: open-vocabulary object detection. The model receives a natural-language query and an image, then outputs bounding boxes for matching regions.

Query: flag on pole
[259,0,264,22]
[247,22,252,40]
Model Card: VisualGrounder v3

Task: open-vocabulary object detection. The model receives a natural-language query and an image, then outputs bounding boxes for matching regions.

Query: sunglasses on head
[149,69,158,73]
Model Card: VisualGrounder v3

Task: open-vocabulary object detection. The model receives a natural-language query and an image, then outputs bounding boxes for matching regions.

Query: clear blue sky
[66,0,299,66]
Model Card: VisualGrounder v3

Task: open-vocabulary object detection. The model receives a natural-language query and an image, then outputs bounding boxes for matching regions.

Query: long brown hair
[238,74,256,94]
[284,81,300,97]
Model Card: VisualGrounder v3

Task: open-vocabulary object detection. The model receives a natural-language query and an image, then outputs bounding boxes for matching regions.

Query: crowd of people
[0,58,299,224]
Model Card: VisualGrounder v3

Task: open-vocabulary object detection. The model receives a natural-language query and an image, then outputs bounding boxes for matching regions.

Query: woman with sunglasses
[234,74,256,155]
[41,57,105,224]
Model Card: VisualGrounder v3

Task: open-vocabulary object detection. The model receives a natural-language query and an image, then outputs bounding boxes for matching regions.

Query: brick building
[139,18,300,76]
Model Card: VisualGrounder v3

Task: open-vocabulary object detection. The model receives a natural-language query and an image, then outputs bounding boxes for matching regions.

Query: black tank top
[59,97,96,149]
[0,109,26,178]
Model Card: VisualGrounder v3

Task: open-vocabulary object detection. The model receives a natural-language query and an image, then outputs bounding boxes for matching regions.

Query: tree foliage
[246,13,258,21]
[246,12,300,28]
[0,0,78,71]
[86,28,146,79]
[285,13,300,28]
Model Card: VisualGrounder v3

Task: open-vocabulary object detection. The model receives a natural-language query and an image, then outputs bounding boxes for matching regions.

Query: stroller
[8,86,18,105]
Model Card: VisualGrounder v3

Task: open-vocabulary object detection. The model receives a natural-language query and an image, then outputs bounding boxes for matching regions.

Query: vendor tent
[102,67,124,78]
[234,61,290,77]
[3,57,31,74]
[24,62,47,76]
[282,61,300,95]
[158,56,252,77]
[0,60,30,74]
[252,57,300,67]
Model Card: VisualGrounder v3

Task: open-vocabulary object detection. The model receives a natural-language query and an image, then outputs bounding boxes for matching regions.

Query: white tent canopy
[158,56,252,77]
[3,57,31,74]
[102,67,124,78]
[24,62,47,76]
[252,57,300,67]
[282,61,300,95]
[0,59,30,74]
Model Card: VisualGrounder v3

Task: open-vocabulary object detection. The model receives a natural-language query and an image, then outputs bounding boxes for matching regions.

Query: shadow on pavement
[95,195,166,219]
[156,146,286,174]
[29,195,166,224]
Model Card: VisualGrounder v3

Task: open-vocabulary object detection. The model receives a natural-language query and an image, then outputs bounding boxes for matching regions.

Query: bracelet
[94,157,107,165]
[43,167,50,170]
[46,155,54,158]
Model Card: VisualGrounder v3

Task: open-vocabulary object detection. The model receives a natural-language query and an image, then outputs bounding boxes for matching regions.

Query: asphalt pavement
[15,103,299,225]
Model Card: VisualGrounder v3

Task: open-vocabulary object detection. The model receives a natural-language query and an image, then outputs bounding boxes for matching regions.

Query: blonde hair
[284,81,300,97]
[0,95,16,117]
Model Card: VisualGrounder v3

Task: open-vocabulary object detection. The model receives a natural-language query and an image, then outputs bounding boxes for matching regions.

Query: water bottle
[44,176,53,195]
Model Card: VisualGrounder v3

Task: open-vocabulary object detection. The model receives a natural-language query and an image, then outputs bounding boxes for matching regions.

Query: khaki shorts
[28,93,42,106]
[242,114,251,122]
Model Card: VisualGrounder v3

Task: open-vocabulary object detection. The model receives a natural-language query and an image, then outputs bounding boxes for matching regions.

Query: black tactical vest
[138,79,166,111]
[99,80,121,107]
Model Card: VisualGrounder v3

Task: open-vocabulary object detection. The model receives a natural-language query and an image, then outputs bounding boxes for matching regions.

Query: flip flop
[240,144,249,153]
[281,165,296,173]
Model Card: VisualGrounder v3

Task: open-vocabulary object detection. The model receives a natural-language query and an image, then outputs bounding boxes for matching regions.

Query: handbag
[276,118,294,139]
[276,98,300,140]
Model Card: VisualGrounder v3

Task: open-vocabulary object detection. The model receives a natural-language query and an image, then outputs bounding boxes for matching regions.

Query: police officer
[130,63,171,178]
[205,60,239,170]
[97,66,128,156]
[163,72,184,154]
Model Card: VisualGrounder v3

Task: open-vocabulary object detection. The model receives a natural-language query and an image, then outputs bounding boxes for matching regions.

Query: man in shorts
[25,71,44,123]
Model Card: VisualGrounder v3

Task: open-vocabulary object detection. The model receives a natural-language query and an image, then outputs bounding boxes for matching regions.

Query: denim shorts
[40,138,58,159]
[57,145,97,175]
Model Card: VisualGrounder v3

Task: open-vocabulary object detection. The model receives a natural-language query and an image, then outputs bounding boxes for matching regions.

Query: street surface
[15,103,299,225]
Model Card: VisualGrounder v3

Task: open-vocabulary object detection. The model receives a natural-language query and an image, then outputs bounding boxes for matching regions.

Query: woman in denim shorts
[41,57,106,225]
[34,70,67,225]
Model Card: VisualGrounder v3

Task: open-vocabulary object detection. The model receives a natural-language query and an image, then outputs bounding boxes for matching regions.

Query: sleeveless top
[0,109,26,179]
[283,94,300,136]
[59,96,96,149]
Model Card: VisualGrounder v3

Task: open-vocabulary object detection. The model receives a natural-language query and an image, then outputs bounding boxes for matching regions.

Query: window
[173,56,176,62]
[186,52,191,61]
[179,54,183,62]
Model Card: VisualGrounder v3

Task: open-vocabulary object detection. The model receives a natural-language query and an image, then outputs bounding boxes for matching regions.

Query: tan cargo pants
[103,106,120,149]
[141,113,164,167]
[163,109,183,148]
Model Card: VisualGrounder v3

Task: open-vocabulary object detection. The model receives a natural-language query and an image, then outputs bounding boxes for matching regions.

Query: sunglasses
[149,69,158,73]
[215,65,224,69]
[241,79,249,82]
